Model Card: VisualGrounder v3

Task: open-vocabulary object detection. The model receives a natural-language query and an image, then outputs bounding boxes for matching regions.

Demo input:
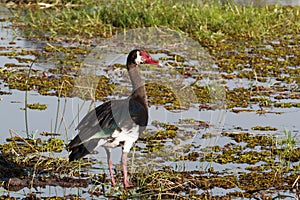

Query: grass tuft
[12,0,300,43]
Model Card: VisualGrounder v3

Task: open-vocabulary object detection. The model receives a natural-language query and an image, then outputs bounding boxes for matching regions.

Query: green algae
[1,40,299,111]
[44,44,90,55]
[4,63,28,68]
[0,128,298,199]
[0,67,114,101]
[0,136,64,154]
[0,39,297,199]
[178,118,210,128]
[141,122,180,143]
[146,83,178,106]
[0,2,299,199]
[0,90,12,95]
[222,132,275,147]
[274,102,300,108]
[131,163,298,199]
[251,126,278,131]
[24,103,47,110]
[5,1,300,112]
[273,148,300,162]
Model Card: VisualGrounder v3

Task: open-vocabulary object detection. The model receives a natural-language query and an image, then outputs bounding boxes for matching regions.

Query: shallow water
[0,4,299,199]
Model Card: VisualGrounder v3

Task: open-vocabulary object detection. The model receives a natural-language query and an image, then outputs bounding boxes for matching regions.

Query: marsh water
[0,2,299,199]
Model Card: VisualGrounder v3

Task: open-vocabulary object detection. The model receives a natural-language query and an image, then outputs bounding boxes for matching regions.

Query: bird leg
[121,152,131,188]
[105,149,116,186]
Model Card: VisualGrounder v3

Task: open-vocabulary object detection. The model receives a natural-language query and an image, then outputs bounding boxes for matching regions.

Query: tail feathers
[68,138,100,162]
[67,135,81,150]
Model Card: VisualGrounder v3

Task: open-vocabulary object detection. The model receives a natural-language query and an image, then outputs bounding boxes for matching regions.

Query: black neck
[127,63,147,106]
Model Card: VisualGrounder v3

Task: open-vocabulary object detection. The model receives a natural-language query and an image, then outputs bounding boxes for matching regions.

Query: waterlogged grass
[0,129,299,199]
[1,1,299,111]
[0,1,299,199]
[9,0,300,43]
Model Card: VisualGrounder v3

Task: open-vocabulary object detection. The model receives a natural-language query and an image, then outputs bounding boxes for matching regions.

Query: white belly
[102,125,139,152]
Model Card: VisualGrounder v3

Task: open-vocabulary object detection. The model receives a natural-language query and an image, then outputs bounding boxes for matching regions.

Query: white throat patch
[135,51,143,65]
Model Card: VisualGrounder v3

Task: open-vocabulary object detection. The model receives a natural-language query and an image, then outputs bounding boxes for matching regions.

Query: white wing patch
[103,124,139,153]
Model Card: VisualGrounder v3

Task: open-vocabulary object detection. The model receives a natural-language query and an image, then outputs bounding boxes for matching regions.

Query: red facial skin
[140,51,161,65]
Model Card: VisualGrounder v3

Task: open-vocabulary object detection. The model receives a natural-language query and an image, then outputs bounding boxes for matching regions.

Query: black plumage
[68,49,160,188]
[68,98,148,161]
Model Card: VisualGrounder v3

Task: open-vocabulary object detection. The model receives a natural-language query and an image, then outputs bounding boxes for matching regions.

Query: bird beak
[145,57,162,66]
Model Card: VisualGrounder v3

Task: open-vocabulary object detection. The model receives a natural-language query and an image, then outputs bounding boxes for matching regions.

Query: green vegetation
[0,128,298,199]
[0,0,298,111]
[0,0,299,199]
[24,103,47,110]
[10,0,300,43]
